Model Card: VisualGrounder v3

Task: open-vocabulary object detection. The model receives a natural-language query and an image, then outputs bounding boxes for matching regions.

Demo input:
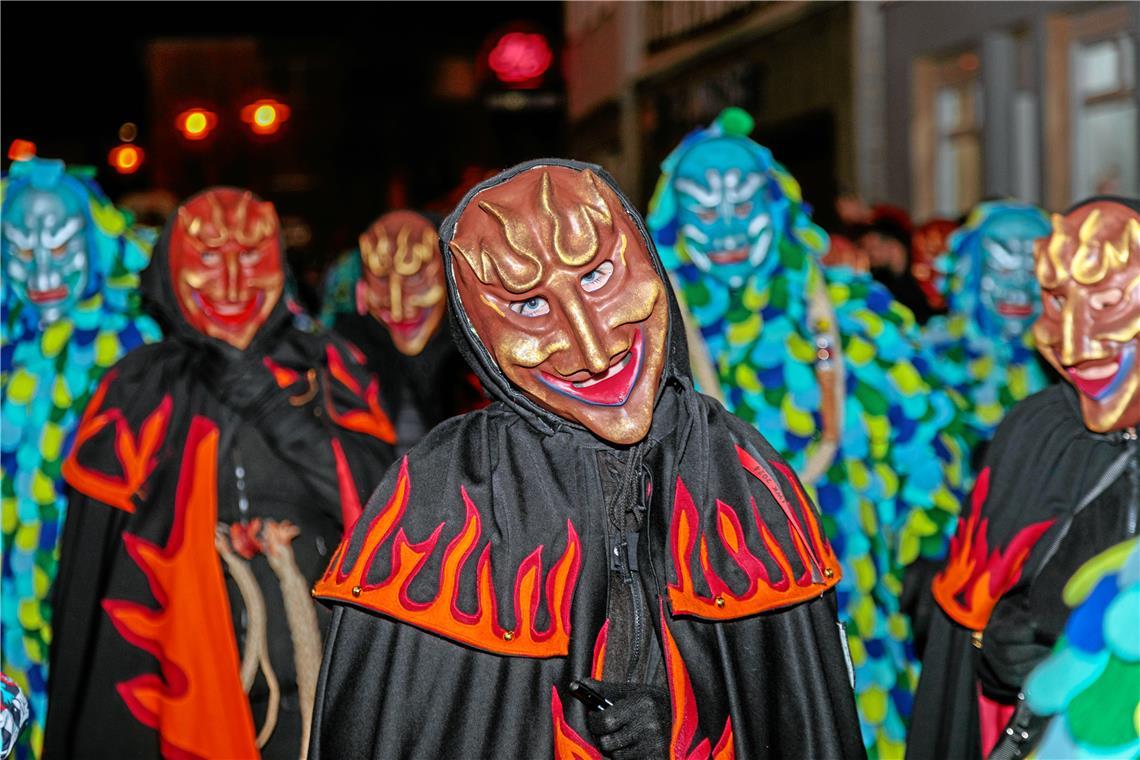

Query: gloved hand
[581,678,670,760]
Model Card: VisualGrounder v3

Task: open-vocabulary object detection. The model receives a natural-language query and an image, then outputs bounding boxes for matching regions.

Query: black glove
[582,678,670,760]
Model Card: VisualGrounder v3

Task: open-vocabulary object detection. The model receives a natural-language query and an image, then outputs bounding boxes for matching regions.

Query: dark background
[1,2,567,285]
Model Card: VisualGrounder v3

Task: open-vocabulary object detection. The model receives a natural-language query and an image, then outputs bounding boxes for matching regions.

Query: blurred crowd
[1,104,1137,760]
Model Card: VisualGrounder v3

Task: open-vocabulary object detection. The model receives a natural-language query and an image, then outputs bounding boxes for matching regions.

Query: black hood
[141,186,296,355]
[1063,195,1140,215]
[439,158,693,440]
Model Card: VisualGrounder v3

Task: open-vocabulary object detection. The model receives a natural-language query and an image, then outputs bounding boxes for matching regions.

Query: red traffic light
[109,144,144,174]
[176,108,218,141]
[7,139,36,162]
[488,32,552,87]
[241,99,290,135]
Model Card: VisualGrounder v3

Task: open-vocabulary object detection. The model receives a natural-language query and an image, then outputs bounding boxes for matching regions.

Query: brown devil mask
[357,210,445,356]
[1033,199,1140,433]
[170,188,285,350]
[450,166,669,445]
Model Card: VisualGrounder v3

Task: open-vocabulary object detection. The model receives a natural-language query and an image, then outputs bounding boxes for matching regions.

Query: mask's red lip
[194,290,264,326]
[1066,357,1121,399]
[538,329,644,407]
[708,247,750,265]
[28,286,69,304]
[383,310,427,335]
[997,302,1034,317]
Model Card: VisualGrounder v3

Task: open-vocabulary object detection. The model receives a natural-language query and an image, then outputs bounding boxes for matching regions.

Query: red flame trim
[591,619,610,680]
[314,457,583,657]
[324,344,396,444]
[262,356,300,388]
[551,686,604,760]
[667,446,840,619]
[62,371,171,514]
[330,438,364,529]
[661,599,735,760]
[102,417,257,758]
[932,467,1055,630]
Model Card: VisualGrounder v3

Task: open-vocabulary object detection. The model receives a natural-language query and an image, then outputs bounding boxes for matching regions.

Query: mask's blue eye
[509,296,550,318]
[581,261,614,293]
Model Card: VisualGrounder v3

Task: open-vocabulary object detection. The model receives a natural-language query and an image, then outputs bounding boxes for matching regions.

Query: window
[1045,4,1139,209]
[912,51,983,219]
[1073,34,1137,197]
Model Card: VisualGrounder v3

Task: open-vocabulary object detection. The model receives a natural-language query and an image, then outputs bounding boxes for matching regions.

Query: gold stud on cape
[824,567,835,579]
[715,595,726,609]
[503,630,515,642]
[352,585,362,597]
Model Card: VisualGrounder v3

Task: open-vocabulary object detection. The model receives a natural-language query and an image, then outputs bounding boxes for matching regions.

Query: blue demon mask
[2,159,91,325]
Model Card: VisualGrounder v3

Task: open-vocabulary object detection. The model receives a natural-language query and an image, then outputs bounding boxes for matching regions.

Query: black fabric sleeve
[307,605,381,760]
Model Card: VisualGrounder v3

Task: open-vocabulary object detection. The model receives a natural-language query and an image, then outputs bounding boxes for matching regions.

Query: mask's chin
[686,226,773,289]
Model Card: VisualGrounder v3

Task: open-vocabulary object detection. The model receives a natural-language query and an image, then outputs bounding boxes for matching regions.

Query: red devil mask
[169,188,284,350]
[912,219,957,310]
[1034,200,1140,433]
[450,166,668,445]
[356,210,445,356]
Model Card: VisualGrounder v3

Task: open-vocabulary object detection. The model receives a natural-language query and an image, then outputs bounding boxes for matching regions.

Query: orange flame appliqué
[313,457,583,657]
[667,446,840,619]
[62,371,171,513]
[932,467,1055,630]
[102,417,258,758]
[661,600,734,760]
[324,343,396,443]
[263,356,300,388]
[551,686,605,760]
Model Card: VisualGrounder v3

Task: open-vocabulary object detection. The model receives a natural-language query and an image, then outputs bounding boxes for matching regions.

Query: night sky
[2,2,566,272]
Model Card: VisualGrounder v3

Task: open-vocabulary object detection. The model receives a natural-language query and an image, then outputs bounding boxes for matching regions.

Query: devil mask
[449,165,669,445]
[356,210,445,356]
[1034,198,1140,433]
[2,162,90,325]
[169,188,284,350]
[911,218,957,311]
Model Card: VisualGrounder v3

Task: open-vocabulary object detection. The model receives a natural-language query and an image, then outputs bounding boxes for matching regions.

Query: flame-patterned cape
[309,159,865,760]
[43,202,397,759]
[1,160,162,760]
[909,382,1140,760]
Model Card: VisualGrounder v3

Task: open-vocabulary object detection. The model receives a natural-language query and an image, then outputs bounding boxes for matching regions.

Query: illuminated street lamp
[7,139,36,162]
[487,31,553,88]
[240,98,290,136]
[176,108,218,141]
[109,144,144,174]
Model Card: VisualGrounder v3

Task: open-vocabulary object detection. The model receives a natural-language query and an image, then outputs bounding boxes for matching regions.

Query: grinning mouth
[997,302,1034,317]
[1065,343,1135,401]
[384,309,427,336]
[538,329,644,407]
[1067,357,1121,400]
[707,247,750,265]
[28,286,69,304]
[193,290,264,326]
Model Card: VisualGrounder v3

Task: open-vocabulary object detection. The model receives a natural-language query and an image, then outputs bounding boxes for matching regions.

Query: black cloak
[44,189,397,759]
[309,160,865,760]
[907,383,1139,760]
